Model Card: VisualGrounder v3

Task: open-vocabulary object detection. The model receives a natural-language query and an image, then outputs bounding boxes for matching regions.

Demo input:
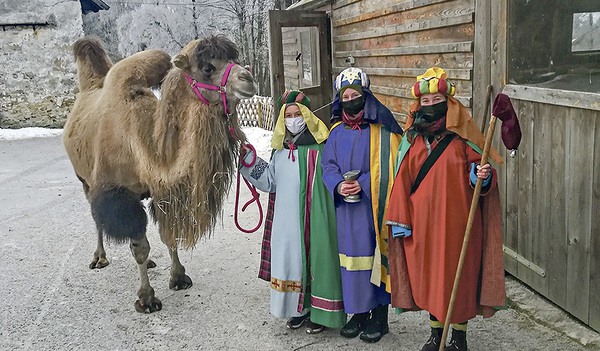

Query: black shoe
[340,312,369,338]
[286,313,310,329]
[359,305,389,343]
[305,320,325,334]
[421,327,443,351]
[445,329,467,351]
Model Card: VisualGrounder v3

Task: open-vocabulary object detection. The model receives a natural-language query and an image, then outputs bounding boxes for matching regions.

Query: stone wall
[0,0,84,128]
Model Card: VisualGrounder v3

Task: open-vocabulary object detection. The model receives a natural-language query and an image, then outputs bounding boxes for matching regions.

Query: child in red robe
[386,67,506,351]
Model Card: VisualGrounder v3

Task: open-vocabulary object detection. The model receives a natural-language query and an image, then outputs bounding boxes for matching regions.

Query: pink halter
[184,62,236,115]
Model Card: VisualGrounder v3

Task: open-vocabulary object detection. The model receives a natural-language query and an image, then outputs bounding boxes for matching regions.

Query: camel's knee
[130,237,150,265]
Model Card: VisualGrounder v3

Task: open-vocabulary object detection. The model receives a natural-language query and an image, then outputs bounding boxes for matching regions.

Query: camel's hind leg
[80,176,109,269]
[130,235,162,313]
[168,246,193,290]
[90,229,109,269]
[91,186,160,312]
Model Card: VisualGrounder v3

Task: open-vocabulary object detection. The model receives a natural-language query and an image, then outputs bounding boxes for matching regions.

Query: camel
[63,36,256,312]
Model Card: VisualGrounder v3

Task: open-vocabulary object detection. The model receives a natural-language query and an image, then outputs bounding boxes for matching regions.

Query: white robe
[240,149,304,318]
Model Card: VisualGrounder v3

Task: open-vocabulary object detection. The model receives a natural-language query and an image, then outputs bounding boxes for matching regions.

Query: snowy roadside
[0,127,64,140]
[0,126,274,157]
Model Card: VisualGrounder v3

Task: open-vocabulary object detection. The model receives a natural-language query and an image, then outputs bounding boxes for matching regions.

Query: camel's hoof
[170,274,193,290]
[89,257,109,269]
[134,297,162,313]
[147,259,156,269]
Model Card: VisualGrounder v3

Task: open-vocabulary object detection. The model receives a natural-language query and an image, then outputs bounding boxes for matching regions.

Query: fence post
[257,100,263,129]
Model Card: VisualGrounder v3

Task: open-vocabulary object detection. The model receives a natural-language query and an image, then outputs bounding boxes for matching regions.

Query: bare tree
[84,0,273,94]
[207,0,274,95]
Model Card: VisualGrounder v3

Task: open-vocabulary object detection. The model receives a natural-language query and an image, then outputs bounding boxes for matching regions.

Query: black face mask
[341,96,365,115]
[412,101,448,135]
[418,101,447,122]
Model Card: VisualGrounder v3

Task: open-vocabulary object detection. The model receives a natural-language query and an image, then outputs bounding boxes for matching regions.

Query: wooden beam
[503,84,600,112]
[335,41,474,58]
[370,84,472,107]
[332,0,362,11]
[392,111,409,123]
[334,66,472,80]
[333,13,474,42]
[334,0,450,27]
[0,21,51,27]
[473,0,492,129]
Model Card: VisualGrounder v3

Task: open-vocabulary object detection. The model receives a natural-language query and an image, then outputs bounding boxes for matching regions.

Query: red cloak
[386,98,505,323]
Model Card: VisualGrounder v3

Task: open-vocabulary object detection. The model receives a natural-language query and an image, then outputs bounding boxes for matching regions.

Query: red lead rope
[234,143,263,233]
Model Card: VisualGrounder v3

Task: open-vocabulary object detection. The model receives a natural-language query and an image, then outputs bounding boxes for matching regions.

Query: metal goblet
[342,170,361,203]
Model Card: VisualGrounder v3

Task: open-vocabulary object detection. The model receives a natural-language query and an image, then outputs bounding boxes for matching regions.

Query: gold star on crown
[341,69,361,84]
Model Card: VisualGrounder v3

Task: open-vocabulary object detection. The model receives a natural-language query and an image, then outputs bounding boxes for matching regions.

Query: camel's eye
[202,64,215,75]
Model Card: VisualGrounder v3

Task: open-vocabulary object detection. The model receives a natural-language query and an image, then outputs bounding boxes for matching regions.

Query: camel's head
[173,36,256,112]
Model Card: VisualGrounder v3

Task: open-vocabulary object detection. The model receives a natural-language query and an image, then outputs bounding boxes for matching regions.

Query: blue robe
[321,124,391,314]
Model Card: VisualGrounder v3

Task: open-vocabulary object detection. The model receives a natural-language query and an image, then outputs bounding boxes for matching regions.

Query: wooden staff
[438,113,498,351]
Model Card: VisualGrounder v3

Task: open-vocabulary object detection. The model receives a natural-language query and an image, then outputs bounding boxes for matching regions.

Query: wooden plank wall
[497,98,600,330]
[330,0,475,124]
[324,0,600,331]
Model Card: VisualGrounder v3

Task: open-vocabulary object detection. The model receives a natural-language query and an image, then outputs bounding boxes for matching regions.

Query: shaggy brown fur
[63,36,256,312]
[150,68,240,248]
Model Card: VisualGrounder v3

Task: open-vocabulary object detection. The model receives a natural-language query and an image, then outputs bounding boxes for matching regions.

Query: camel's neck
[146,68,239,187]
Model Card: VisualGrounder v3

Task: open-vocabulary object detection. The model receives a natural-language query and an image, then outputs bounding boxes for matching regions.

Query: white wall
[0,0,84,128]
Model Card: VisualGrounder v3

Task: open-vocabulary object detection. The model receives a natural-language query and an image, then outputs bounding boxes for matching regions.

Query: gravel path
[0,136,596,350]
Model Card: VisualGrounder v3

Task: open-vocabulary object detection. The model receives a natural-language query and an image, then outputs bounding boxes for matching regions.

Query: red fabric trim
[258,192,276,281]
[311,295,345,312]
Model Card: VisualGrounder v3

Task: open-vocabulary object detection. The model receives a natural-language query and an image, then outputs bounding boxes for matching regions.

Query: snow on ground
[242,126,273,160]
[0,127,63,140]
[0,127,274,157]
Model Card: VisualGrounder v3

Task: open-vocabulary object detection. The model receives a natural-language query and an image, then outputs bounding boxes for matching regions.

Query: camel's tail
[73,37,112,92]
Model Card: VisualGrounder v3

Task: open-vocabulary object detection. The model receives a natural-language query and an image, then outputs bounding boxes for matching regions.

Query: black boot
[340,312,369,338]
[359,305,389,343]
[286,312,309,329]
[445,328,467,351]
[421,327,443,351]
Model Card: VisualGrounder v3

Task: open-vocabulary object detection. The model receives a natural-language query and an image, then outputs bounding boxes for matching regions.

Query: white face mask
[284,116,306,135]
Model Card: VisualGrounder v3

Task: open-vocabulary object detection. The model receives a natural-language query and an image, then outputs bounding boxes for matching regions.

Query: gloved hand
[391,225,412,238]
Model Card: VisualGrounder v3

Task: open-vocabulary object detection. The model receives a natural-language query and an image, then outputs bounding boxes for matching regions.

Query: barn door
[269,10,332,125]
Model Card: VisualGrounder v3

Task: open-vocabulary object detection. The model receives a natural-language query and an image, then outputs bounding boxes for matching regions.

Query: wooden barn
[268,0,600,331]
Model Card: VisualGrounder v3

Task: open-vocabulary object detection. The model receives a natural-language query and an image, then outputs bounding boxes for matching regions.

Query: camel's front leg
[90,229,109,269]
[130,236,162,313]
[168,246,193,290]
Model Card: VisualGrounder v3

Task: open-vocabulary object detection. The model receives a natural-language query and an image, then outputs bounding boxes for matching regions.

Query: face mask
[284,116,306,135]
[341,96,365,115]
[419,101,447,122]
[412,101,448,135]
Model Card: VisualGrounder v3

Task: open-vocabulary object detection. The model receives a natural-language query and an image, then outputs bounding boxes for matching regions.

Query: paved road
[0,135,594,350]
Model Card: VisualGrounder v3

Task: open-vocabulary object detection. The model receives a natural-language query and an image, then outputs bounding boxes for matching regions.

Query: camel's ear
[173,54,189,70]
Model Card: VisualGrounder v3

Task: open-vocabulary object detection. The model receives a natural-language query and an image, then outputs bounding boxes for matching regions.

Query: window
[281,26,320,92]
[508,1,600,93]
[572,12,600,53]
